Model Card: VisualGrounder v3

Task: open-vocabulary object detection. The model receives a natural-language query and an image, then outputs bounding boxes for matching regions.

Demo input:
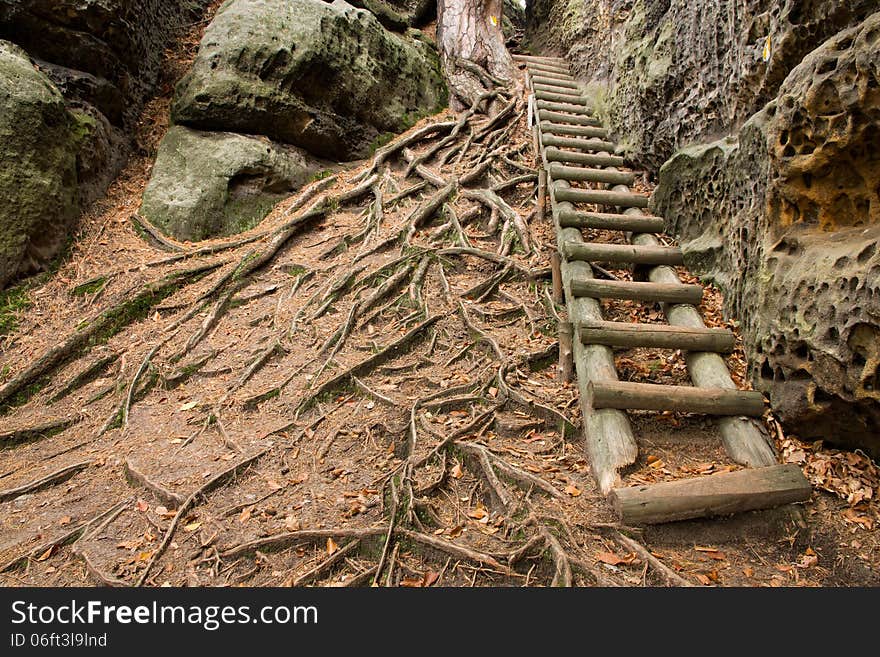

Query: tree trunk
[437,0,514,110]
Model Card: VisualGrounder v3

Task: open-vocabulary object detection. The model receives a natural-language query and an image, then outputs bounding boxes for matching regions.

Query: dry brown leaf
[742,566,754,578]
[596,551,626,566]
[239,508,252,523]
[400,578,423,588]
[327,537,339,556]
[694,573,711,585]
[424,571,440,587]
[451,463,463,479]
[135,499,149,513]
[564,483,581,497]
[285,517,302,532]
[36,547,54,562]
[183,522,202,532]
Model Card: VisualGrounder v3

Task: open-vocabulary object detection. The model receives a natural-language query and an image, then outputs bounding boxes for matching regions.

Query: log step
[609,464,812,525]
[532,76,579,90]
[527,68,576,82]
[514,53,569,66]
[535,90,589,105]
[557,209,666,233]
[525,62,572,76]
[554,187,650,209]
[542,135,616,153]
[549,163,633,185]
[536,100,594,115]
[538,111,602,127]
[586,380,766,416]
[541,123,609,139]
[564,241,684,266]
[533,83,586,99]
[570,278,703,304]
[545,147,624,168]
[578,320,736,352]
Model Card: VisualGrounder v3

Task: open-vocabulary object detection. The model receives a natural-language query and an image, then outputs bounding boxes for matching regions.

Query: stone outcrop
[652,14,880,456]
[0,41,78,289]
[172,0,447,161]
[527,0,878,170]
[140,127,319,242]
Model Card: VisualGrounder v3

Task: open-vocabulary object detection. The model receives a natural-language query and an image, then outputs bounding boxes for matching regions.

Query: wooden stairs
[513,53,811,525]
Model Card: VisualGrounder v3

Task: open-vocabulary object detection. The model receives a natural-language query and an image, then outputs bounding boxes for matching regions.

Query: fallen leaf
[448,525,464,538]
[36,547,54,562]
[564,484,581,497]
[400,578,423,588]
[451,463,463,479]
[468,505,489,521]
[178,401,199,412]
[285,517,301,532]
[424,571,440,587]
[326,537,339,556]
[59,516,71,526]
[742,566,754,578]
[798,554,818,569]
[596,551,626,566]
[183,522,202,532]
[239,508,252,523]
[695,573,711,585]
[267,480,283,491]
[136,499,149,513]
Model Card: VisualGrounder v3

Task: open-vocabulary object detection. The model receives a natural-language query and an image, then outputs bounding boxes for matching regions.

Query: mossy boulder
[172,0,447,161]
[0,41,78,289]
[140,126,319,242]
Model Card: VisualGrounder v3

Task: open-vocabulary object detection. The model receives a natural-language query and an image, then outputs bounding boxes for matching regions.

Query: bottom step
[610,464,812,525]
[586,380,765,416]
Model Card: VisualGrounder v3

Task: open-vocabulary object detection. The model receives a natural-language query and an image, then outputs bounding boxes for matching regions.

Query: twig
[612,531,695,587]
[286,540,361,587]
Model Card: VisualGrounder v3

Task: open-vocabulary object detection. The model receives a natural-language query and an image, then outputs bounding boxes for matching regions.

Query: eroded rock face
[653,14,880,456]
[172,0,447,161]
[527,0,878,171]
[0,41,78,289]
[140,127,319,242]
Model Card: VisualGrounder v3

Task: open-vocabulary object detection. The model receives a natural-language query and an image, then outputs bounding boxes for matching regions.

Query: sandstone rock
[527,0,878,171]
[0,42,79,289]
[172,0,447,161]
[652,13,880,456]
[140,126,319,242]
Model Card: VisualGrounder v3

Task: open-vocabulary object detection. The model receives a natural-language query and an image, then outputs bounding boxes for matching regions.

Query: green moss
[71,276,107,297]
[0,284,32,336]
[369,131,396,154]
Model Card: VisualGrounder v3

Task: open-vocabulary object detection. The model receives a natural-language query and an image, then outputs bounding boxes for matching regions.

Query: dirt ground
[0,15,877,588]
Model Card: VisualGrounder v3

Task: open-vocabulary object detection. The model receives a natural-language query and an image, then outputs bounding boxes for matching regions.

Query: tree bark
[437,0,514,109]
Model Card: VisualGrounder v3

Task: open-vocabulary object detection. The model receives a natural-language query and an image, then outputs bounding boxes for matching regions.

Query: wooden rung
[554,187,650,209]
[514,53,568,65]
[578,320,736,352]
[538,111,601,127]
[545,147,624,168]
[536,100,593,115]
[586,380,766,416]
[533,84,585,99]
[549,163,633,185]
[525,62,571,75]
[570,278,703,304]
[564,241,684,266]
[541,123,608,139]
[609,464,812,525]
[535,90,588,105]
[527,69,575,82]
[557,209,665,232]
[542,134,616,153]
[532,76,579,89]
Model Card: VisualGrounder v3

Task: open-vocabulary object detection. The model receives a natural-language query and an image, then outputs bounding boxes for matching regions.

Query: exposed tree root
[124,458,186,508]
[0,461,91,503]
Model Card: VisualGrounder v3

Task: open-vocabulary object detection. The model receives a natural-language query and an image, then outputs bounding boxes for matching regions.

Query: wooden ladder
[515,54,811,525]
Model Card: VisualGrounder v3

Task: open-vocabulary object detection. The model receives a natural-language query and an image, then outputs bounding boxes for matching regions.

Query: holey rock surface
[526,0,878,171]
[172,0,447,161]
[140,127,318,242]
[0,42,78,289]
[653,14,880,457]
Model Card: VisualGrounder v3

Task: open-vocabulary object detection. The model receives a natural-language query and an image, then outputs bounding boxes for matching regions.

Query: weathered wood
[545,147,625,168]
[570,278,704,304]
[578,320,736,353]
[552,180,638,494]
[549,163,634,185]
[536,100,594,115]
[532,76,579,89]
[557,209,665,233]
[538,110,602,127]
[609,465,812,525]
[535,89,589,105]
[542,134,616,153]
[550,251,563,303]
[514,53,569,65]
[554,187,650,209]
[587,380,766,416]
[537,168,547,222]
[524,62,571,76]
[611,181,778,468]
[526,68,576,82]
[558,322,574,383]
[541,123,609,139]
[533,84,587,100]
[564,241,684,266]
